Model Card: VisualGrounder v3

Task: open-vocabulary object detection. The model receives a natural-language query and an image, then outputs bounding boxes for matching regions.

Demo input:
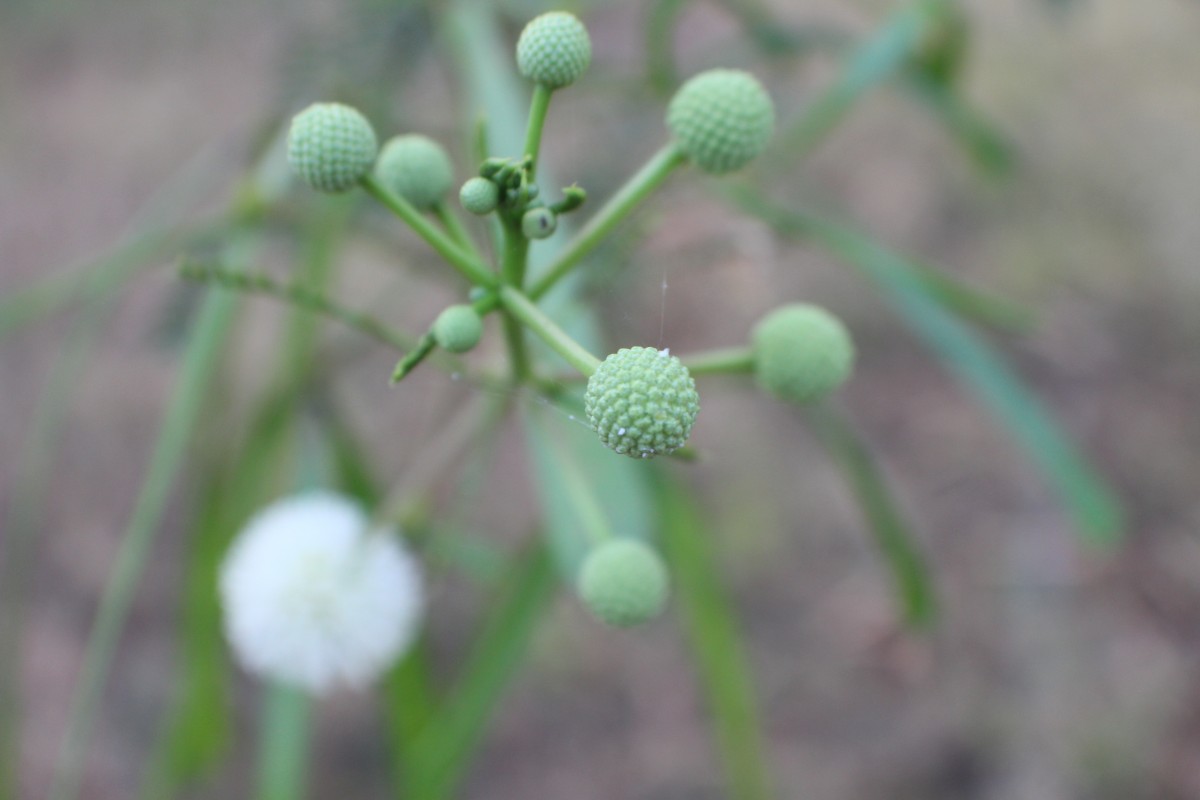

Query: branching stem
[179,262,414,352]
[530,143,687,299]
[498,286,600,376]
[362,175,495,288]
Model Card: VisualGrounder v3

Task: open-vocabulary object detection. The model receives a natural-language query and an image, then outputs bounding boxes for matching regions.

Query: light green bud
[521,207,557,240]
[752,304,855,404]
[432,304,484,353]
[578,539,668,627]
[666,69,774,174]
[374,134,454,211]
[516,11,592,89]
[585,346,699,458]
[287,103,378,193]
[459,177,500,215]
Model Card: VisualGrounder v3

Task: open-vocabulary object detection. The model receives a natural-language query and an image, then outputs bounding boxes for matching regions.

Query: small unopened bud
[578,539,669,627]
[521,207,557,240]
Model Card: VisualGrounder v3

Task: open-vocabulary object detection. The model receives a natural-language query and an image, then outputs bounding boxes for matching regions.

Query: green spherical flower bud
[287,103,378,193]
[752,304,855,404]
[521,207,557,240]
[577,540,668,627]
[585,346,699,459]
[432,305,484,353]
[516,11,592,89]
[459,177,500,215]
[666,69,775,174]
[374,134,454,211]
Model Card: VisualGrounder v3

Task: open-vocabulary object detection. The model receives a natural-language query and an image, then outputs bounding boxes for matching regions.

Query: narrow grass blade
[139,392,297,799]
[141,202,351,797]
[908,258,1034,334]
[805,404,937,627]
[718,0,851,57]
[903,73,1015,175]
[318,405,441,778]
[402,541,557,800]
[729,189,1124,544]
[775,1,932,159]
[645,0,687,93]
[48,271,242,800]
[654,471,774,800]
[0,285,127,800]
[255,683,310,800]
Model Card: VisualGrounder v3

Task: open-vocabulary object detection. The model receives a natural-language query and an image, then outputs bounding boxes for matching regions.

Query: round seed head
[666,69,775,174]
[459,177,500,215]
[585,346,699,459]
[374,134,454,211]
[577,540,668,627]
[752,304,855,404]
[521,207,558,240]
[287,103,378,193]
[432,304,484,353]
[516,11,592,89]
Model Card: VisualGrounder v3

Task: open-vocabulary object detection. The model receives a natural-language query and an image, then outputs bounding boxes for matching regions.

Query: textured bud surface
[578,540,668,627]
[666,69,774,174]
[374,134,454,211]
[585,347,699,458]
[432,304,484,353]
[516,11,591,89]
[288,103,378,193]
[521,207,557,239]
[753,304,855,404]
[460,177,500,215]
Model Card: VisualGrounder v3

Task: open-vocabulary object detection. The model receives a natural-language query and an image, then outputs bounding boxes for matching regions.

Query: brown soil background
[3,0,1200,798]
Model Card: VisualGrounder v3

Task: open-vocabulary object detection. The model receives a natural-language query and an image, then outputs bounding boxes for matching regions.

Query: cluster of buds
[219,9,857,694]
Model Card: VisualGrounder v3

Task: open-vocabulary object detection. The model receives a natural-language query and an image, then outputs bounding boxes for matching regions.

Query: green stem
[390,293,501,384]
[362,175,496,288]
[498,286,600,376]
[523,84,553,175]
[180,261,415,353]
[391,334,439,383]
[499,220,532,380]
[433,202,485,264]
[545,434,613,547]
[255,683,310,800]
[500,217,529,288]
[681,346,756,376]
[529,143,687,300]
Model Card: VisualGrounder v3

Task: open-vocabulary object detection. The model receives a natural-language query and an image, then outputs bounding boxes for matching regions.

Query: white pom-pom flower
[219,492,423,695]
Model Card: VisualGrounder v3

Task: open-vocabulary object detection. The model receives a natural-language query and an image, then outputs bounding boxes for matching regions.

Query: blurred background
[2,0,1200,798]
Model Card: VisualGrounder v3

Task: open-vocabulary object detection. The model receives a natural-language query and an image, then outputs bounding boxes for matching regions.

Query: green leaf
[906,257,1034,334]
[903,73,1015,175]
[729,188,1124,545]
[319,404,442,783]
[524,405,653,580]
[139,390,298,800]
[805,404,937,628]
[654,471,775,800]
[775,1,934,159]
[402,540,557,800]
[0,284,129,800]
[645,0,687,93]
[49,276,242,800]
